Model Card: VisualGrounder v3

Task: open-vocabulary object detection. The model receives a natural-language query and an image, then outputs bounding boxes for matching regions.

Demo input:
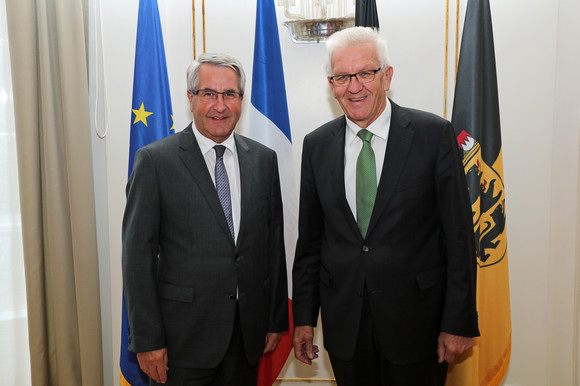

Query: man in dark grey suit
[123,53,288,386]
[292,27,479,385]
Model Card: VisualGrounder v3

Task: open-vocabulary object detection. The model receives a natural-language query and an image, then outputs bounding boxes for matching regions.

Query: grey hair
[326,26,391,76]
[186,53,246,94]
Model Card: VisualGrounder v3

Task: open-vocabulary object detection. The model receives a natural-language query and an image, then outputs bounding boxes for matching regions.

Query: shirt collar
[345,98,392,143]
[192,123,236,155]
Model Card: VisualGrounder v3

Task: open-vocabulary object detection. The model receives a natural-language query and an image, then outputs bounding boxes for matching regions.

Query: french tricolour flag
[250,0,298,385]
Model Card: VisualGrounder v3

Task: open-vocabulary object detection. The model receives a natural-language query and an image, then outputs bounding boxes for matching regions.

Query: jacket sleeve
[122,147,167,352]
[292,135,324,327]
[265,153,289,333]
[435,122,480,337]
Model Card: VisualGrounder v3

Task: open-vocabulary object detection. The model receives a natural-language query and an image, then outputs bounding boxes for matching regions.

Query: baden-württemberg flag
[355,0,380,29]
[250,0,297,385]
[447,0,511,385]
[121,0,173,384]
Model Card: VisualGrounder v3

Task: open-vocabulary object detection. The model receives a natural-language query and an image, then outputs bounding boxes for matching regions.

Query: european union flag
[127,0,174,176]
[121,0,173,384]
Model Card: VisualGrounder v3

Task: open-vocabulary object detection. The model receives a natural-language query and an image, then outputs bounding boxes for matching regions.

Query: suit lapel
[234,134,252,247]
[367,101,414,235]
[327,118,362,239]
[178,124,235,244]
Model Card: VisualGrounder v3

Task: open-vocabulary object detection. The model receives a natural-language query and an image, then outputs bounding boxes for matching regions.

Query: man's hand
[137,347,169,384]
[264,333,283,353]
[437,332,474,363]
[293,325,319,365]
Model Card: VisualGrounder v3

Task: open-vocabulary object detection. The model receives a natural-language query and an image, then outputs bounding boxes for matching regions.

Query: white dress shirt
[192,124,241,242]
[344,98,392,219]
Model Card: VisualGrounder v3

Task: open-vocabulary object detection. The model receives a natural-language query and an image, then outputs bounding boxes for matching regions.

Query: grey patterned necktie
[214,145,234,240]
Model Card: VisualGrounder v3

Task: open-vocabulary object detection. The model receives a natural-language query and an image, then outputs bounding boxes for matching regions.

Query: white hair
[326,26,391,75]
[186,53,246,94]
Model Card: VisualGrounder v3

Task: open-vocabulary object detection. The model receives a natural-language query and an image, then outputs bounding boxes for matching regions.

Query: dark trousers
[329,291,448,386]
[151,304,259,386]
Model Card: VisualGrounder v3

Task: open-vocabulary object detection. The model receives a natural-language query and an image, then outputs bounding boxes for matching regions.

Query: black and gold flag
[448,0,511,385]
[355,0,379,29]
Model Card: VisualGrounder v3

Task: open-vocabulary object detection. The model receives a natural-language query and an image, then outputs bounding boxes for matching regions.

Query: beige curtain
[5,0,104,385]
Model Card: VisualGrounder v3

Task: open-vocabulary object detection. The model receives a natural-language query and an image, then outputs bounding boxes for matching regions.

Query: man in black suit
[122,53,288,386]
[292,27,479,385]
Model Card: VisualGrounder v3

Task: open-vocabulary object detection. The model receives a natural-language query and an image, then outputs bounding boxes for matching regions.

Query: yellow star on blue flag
[132,102,153,126]
[126,0,173,176]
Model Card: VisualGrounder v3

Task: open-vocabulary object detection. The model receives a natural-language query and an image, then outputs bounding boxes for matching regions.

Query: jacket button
[362,245,369,252]
[229,294,236,300]
[234,255,240,263]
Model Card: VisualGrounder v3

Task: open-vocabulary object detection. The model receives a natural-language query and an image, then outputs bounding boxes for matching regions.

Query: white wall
[90,1,580,385]
[494,1,556,384]
[549,0,580,384]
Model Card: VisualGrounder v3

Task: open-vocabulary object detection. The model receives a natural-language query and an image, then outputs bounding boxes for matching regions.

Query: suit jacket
[122,123,288,368]
[292,100,479,364]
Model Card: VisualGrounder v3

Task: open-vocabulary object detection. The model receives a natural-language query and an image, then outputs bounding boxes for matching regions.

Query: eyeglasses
[329,67,383,87]
[190,88,243,103]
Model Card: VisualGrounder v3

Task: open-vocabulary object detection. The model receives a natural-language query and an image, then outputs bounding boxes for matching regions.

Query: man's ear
[328,76,335,90]
[384,66,394,92]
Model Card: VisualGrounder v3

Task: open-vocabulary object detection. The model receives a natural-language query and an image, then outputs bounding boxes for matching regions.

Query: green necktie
[356,129,377,237]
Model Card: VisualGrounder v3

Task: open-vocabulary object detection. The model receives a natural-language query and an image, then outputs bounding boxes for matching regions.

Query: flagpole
[444,0,449,119]
[202,0,206,53]
[192,0,196,59]
[455,0,460,78]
